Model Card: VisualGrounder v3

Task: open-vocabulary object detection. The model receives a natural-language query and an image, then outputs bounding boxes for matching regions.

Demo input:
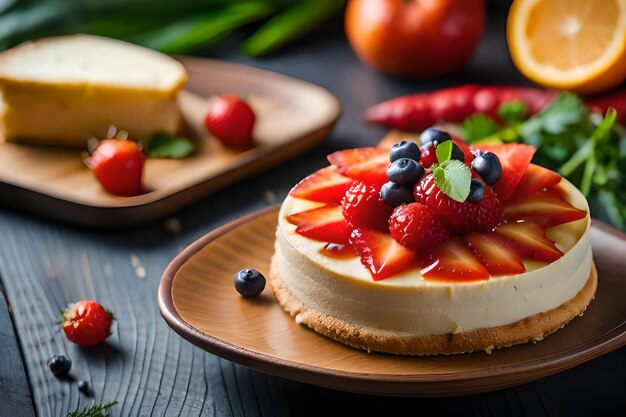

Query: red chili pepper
[365,84,626,131]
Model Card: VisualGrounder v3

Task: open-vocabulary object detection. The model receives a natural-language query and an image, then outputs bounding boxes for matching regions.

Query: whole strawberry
[61,300,114,347]
[205,94,256,149]
[341,180,393,232]
[389,203,449,251]
[414,173,502,233]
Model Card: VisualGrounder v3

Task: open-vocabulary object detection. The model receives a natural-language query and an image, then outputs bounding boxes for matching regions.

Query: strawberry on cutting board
[61,300,114,347]
[350,228,418,280]
[286,204,351,244]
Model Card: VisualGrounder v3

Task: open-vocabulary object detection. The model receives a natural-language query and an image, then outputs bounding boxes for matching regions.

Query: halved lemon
[507,0,626,93]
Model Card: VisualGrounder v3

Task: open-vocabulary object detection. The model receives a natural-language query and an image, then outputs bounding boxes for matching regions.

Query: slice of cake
[0,35,187,146]
[270,130,594,355]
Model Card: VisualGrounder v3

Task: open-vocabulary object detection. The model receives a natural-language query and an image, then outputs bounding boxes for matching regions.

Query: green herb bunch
[0,0,345,55]
[462,93,626,230]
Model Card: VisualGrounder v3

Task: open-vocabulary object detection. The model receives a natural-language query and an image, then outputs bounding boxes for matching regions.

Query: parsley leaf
[433,160,471,203]
[67,401,118,417]
[498,100,528,123]
[146,133,194,159]
[462,113,499,143]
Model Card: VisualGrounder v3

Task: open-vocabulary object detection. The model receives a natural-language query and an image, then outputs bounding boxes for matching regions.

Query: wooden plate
[159,206,626,397]
[0,57,340,227]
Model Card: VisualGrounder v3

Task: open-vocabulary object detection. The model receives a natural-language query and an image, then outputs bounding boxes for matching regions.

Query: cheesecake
[269,134,594,355]
[0,35,187,146]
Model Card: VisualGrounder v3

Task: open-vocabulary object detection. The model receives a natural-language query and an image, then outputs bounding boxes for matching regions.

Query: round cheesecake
[270,177,595,355]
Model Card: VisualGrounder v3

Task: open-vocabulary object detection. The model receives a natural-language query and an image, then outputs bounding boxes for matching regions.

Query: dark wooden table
[1,9,625,417]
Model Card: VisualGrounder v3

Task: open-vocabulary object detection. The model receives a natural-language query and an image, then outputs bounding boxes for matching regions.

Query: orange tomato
[345,0,486,77]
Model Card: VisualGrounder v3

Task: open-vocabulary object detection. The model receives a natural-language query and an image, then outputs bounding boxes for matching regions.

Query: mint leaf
[435,140,452,164]
[146,133,194,158]
[523,93,586,136]
[498,100,528,123]
[462,113,500,143]
[433,159,471,202]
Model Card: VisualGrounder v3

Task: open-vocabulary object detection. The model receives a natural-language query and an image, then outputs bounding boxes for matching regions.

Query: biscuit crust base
[269,256,597,356]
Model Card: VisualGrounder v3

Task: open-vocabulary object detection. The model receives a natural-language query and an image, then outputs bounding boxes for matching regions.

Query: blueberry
[48,355,71,377]
[390,140,421,162]
[471,151,502,186]
[420,128,451,148]
[234,269,266,297]
[380,182,414,207]
[77,380,91,395]
[467,179,485,202]
[451,143,465,163]
[386,158,425,185]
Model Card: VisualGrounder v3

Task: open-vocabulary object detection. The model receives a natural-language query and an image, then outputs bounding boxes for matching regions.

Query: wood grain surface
[1,7,625,417]
[0,57,340,228]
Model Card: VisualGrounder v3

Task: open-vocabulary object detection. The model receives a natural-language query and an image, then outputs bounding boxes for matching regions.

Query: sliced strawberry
[421,237,490,282]
[510,164,562,200]
[495,222,563,262]
[464,232,526,276]
[289,167,353,203]
[389,203,449,251]
[286,204,351,244]
[350,228,418,280]
[327,147,389,185]
[474,143,536,203]
[341,181,393,231]
[503,190,587,227]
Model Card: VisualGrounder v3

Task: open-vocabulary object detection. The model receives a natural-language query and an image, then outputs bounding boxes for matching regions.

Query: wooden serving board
[0,56,340,228]
[159,206,626,397]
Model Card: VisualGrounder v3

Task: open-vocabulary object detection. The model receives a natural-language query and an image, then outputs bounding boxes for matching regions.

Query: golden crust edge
[268,254,597,356]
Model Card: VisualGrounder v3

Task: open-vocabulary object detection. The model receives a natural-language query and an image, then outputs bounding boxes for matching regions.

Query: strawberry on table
[286,204,352,244]
[61,300,114,347]
[350,227,418,280]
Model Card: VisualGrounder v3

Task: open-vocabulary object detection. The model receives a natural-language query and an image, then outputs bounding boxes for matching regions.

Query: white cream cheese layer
[274,179,591,337]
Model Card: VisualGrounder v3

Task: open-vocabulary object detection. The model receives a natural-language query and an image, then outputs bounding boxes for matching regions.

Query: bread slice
[0,35,188,146]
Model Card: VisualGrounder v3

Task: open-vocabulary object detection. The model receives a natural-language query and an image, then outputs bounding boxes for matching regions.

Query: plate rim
[158,205,626,395]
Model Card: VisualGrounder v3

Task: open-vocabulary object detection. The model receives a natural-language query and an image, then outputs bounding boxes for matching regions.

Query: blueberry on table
[419,128,451,147]
[77,380,91,395]
[387,158,425,185]
[380,182,414,207]
[467,178,485,202]
[390,140,421,162]
[234,269,266,297]
[48,355,71,377]
[471,151,502,185]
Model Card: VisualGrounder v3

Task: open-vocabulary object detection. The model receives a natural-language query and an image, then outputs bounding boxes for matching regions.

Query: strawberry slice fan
[286,139,587,282]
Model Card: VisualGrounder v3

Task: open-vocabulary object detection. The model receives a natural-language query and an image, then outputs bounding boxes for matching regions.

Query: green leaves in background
[146,133,195,159]
[0,0,345,55]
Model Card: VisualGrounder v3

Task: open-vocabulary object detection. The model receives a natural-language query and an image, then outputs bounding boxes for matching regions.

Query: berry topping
[503,190,587,227]
[474,143,535,203]
[386,158,425,185]
[414,173,502,233]
[467,178,485,202]
[471,150,502,186]
[289,167,353,203]
[495,222,563,262]
[61,300,114,347]
[234,268,266,297]
[286,204,351,244]
[380,181,414,207]
[464,232,526,275]
[419,128,451,147]
[389,203,449,251]
[342,181,394,231]
[48,355,72,377]
[419,143,438,168]
[205,94,256,149]
[510,163,561,200]
[421,237,490,281]
[450,143,466,163]
[328,147,389,185]
[350,228,417,280]
[390,140,421,162]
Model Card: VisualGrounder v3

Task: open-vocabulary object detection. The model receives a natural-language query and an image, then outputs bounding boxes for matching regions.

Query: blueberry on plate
[234,268,266,297]
[467,178,485,202]
[390,140,421,162]
[471,151,502,185]
[387,158,425,185]
[420,128,451,148]
[380,182,414,207]
[48,355,72,377]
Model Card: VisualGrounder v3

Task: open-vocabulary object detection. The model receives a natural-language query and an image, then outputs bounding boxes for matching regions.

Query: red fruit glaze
[342,181,394,231]
[389,203,449,251]
[464,232,526,275]
[289,167,353,203]
[510,164,562,200]
[61,300,114,347]
[286,204,351,244]
[205,94,256,148]
[421,237,490,282]
[86,139,145,197]
[350,228,418,281]
[413,173,502,233]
